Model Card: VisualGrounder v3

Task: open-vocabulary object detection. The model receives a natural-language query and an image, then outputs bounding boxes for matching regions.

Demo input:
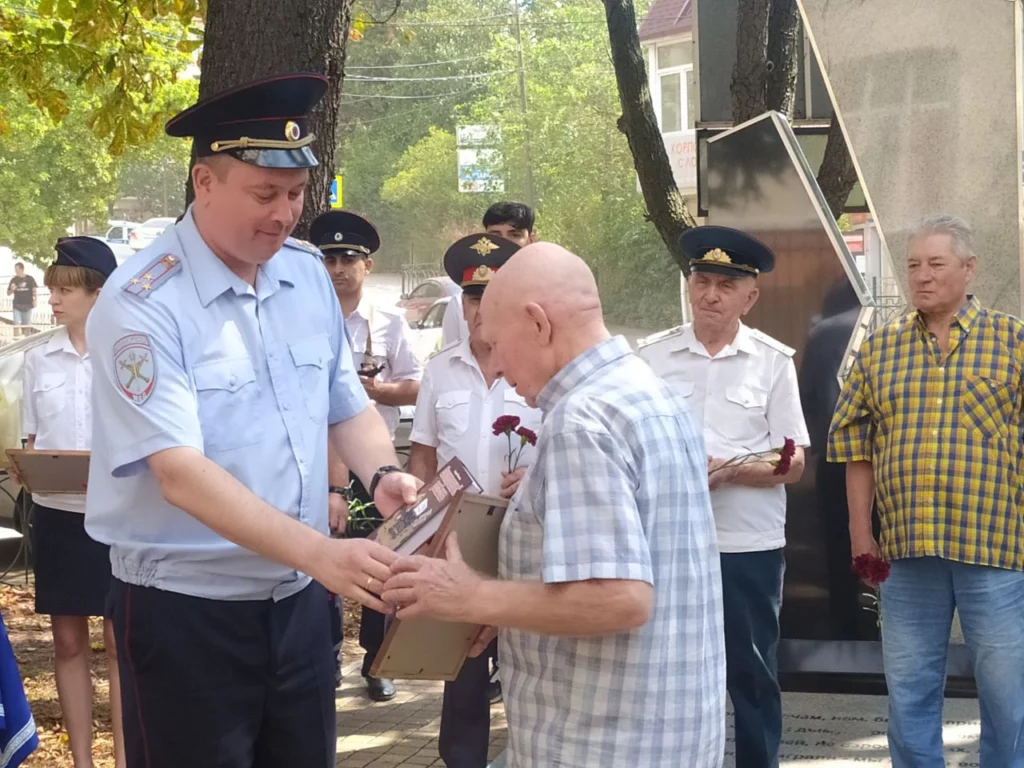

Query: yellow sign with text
[330,175,343,209]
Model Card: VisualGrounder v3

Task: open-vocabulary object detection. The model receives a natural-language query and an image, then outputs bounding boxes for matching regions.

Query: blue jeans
[11,308,31,326]
[881,557,1024,768]
[721,549,785,768]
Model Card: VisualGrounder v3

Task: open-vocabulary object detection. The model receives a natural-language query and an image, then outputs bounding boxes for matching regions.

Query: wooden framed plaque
[369,492,509,682]
[5,449,90,494]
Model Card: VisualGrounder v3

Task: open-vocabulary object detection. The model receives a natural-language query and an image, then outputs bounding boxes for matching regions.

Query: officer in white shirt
[440,202,536,349]
[638,226,809,768]
[408,232,541,768]
[310,209,422,702]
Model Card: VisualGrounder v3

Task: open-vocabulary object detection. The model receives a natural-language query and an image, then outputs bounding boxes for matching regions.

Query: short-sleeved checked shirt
[827,296,1024,571]
[498,336,726,768]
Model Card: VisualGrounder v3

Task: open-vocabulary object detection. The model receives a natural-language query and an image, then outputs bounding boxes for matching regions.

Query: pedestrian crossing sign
[329,175,343,209]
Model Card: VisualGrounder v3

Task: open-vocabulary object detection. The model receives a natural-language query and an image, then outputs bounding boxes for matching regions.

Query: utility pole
[511,0,536,209]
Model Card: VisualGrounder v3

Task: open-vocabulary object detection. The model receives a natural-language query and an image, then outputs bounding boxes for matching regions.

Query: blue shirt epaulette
[637,325,684,350]
[748,327,796,357]
[283,237,322,257]
[122,253,182,299]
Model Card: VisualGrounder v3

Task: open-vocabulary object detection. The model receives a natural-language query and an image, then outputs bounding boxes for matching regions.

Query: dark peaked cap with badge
[165,73,329,169]
[310,211,381,258]
[680,225,776,278]
[53,236,118,280]
[444,233,520,296]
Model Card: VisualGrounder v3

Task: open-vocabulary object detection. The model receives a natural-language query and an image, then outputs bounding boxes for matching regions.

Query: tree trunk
[765,0,799,119]
[184,0,352,238]
[816,113,857,220]
[731,0,771,124]
[602,0,695,272]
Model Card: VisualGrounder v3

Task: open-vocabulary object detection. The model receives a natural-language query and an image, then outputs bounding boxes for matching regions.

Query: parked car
[407,297,450,364]
[396,277,459,327]
[129,217,176,252]
[87,220,139,262]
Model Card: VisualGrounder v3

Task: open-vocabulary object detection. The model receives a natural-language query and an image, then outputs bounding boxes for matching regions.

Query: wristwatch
[368,465,402,500]
[328,485,352,501]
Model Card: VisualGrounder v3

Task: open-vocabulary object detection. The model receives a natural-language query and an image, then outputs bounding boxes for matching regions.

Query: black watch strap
[368,465,402,500]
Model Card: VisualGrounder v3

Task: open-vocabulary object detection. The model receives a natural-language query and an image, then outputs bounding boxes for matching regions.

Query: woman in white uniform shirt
[21,237,124,768]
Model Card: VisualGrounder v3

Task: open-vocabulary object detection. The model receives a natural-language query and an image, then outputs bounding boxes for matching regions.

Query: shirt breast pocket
[193,358,264,452]
[960,375,1015,441]
[34,372,67,420]
[721,384,769,441]
[290,335,333,424]
[436,391,471,438]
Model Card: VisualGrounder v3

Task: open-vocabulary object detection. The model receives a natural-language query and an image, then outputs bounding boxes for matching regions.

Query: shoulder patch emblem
[114,334,156,405]
[638,325,684,349]
[749,328,796,357]
[284,237,322,256]
[122,253,181,298]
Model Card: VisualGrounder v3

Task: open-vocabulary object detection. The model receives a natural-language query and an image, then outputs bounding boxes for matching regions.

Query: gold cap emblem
[284,121,302,142]
[702,248,732,264]
[470,237,499,256]
[471,265,495,283]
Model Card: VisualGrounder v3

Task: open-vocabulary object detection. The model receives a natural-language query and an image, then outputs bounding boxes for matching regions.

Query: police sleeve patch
[114,334,157,405]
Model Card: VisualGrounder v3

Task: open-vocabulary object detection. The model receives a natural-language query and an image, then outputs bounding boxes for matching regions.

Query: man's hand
[850,532,883,586]
[372,471,422,518]
[328,492,349,534]
[381,532,483,621]
[309,537,398,614]
[499,467,526,499]
[467,625,498,658]
[707,457,737,491]
[359,374,381,401]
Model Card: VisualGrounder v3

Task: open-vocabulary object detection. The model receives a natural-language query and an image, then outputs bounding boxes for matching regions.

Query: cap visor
[689,263,757,278]
[231,146,319,169]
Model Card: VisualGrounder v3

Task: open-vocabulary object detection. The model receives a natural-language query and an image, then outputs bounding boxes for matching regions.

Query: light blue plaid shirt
[498,336,726,767]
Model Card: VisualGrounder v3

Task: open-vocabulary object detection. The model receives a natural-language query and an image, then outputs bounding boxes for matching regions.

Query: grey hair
[908,214,976,262]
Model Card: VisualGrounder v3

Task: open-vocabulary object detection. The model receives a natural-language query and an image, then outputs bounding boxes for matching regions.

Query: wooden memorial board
[5,449,90,494]
[369,492,508,682]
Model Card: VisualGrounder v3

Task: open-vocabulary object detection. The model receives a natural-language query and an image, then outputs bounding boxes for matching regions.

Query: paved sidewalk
[335,665,507,768]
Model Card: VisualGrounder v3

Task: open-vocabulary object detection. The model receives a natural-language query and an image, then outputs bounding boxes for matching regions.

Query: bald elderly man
[382,243,726,767]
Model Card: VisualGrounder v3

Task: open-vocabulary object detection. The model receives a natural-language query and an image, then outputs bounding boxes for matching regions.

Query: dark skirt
[30,503,112,617]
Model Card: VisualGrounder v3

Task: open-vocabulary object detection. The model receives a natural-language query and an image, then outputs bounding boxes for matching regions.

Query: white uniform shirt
[21,327,92,513]
[344,297,423,438]
[440,285,467,349]
[639,322,810,553]
[410,338,542,495]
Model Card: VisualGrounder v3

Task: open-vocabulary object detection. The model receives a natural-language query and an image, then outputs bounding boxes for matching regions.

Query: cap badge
[284,121,302,142]
[334,232,343,242]
[472,265,495,283]
[703,248,732,264]
[470,237,499,256]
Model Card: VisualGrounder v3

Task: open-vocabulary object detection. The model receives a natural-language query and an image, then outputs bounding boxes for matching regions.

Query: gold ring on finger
[366,576,374,590]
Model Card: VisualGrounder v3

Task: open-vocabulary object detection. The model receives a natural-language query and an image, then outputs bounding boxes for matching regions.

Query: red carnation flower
[492,415,521,436]
[516,426,538,446]
[851,553,891,584]
[773,437,796,476]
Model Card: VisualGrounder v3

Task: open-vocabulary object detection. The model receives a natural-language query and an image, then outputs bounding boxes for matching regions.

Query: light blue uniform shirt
[84,207,369,601]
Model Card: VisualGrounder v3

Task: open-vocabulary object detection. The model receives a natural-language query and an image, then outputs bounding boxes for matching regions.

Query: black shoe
[487,679,502,704]
[364,675,396,702]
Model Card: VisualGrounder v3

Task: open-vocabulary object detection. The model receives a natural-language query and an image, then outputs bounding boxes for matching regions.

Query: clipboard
[369,492,509,682]
[4,449,90,494]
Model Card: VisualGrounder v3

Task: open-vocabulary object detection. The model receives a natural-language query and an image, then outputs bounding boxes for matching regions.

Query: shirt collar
[672,321,757,358]
[450,336,485,376]
[536,336,632,413]
[43,326,78,358]
[177,205,293,307]
[914,295,981,334]
[346,296,374,323]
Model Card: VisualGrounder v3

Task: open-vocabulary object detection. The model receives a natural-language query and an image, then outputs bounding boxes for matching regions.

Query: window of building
[652,39,695,133]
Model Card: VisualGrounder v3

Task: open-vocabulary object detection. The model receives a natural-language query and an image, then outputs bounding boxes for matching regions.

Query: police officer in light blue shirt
[84,73,421,768]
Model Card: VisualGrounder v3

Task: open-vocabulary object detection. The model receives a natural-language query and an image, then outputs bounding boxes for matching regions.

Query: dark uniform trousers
[439,637,498,768]
[345,472,388,676]
[109,578,335,768]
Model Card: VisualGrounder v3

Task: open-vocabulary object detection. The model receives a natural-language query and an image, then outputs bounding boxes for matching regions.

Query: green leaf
[38,0,55,16]
[104,54,116,74]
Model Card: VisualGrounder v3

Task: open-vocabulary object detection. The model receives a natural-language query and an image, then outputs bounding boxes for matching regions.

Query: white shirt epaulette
[637,325,685,350]
[283,237,322,257]
[748,327,796,357]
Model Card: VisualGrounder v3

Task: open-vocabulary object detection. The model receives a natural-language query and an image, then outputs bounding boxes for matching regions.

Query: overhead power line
[347,54,492,70]
[346,70,511,83]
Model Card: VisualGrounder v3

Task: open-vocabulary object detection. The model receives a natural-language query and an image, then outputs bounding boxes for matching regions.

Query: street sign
[329,175,343,208]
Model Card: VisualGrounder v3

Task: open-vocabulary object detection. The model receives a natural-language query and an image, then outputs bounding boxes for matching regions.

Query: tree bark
[602,0,695,272]
[765,0,799,119]
[184,0,352,238]
[816,113,857,219]
[731,0,771,124]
